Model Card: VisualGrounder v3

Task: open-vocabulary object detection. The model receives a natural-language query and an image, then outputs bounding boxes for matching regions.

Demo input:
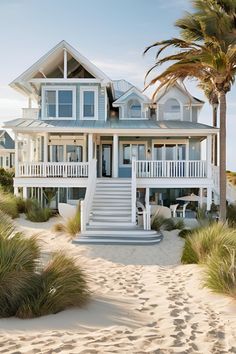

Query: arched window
[163,98,181,120]
[128,99,142,118]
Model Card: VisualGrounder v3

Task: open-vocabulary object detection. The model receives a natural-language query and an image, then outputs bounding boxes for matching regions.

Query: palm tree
[144,0,236,221]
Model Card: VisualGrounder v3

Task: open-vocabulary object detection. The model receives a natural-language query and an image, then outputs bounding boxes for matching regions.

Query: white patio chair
[170,203,179,218]
[176,202,189,218]
[136,201,147,229]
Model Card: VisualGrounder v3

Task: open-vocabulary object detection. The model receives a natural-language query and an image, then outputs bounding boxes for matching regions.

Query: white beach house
[4,41,219,242]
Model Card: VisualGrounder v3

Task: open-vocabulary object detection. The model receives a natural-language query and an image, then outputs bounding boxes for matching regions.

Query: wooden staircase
[73,179,162,245]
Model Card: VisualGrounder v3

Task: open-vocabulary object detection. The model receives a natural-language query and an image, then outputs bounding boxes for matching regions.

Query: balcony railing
[135,160,207,178]
[18,162,89,178]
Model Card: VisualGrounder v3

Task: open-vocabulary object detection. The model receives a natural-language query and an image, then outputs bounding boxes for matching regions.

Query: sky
[0,0,235,169]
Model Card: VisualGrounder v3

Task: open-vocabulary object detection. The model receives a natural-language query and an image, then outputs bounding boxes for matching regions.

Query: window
[128,99,142,118]
[83,91,95,117]
[43,87,75,119]
[163,98,181,120]
[80,86,98,119]
[49,145,64,162]
[66,145,83,162]
[153,142,187,160]
[121,143,146,165]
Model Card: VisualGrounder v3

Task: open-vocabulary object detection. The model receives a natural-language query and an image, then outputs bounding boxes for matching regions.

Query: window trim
[42,86,76,120]
[80,86,98,120]
[119,141,147,167]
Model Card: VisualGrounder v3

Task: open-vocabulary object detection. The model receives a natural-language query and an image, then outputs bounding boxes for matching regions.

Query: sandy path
[0,216,235,353]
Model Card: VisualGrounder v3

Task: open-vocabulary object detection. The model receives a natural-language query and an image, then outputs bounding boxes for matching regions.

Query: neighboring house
[0,130,15,169]
[4,40,219,237]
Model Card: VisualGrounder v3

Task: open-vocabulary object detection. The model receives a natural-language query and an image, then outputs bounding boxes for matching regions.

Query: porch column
[15,133,19,177]
[14,187,19,196]
[207,187,212,211]
[145,188,150,206]
[206,135,212,178]
[112,134,118,178]
[44,133,48,162]
[88,133,93,161]
[199,188,204,207]
[83,134,87,162]
[23,187,27,199]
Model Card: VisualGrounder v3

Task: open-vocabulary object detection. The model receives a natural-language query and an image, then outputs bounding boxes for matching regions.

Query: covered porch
[15,131,215,180]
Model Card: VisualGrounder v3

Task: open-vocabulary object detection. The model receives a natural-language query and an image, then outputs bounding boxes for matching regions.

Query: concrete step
[92,210,132,216]
[90,216,132,222]
[82,229,158,236]
[89,221,134,227]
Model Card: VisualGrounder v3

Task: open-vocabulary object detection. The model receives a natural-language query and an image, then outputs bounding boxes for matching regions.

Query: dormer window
[128,99,142,118]
[80,86,98,120]
[42,86,76,120]
[163,98,181,120]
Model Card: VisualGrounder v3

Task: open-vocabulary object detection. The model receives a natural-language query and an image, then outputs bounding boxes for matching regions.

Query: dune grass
[181,223,236,264]
[0,190,19,218]
[25,199,52,222]
[53,209,81,237]
[204,248,236,298]
[0,210,89,318]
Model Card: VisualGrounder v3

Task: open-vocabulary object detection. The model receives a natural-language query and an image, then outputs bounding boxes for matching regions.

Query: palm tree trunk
[219,91,227,221]
[213,105,218,166]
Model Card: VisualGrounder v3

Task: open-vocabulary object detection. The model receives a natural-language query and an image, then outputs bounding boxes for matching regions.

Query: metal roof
[4,118,216,132]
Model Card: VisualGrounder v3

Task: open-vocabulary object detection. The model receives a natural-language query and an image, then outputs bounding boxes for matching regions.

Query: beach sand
[0,216,236,353]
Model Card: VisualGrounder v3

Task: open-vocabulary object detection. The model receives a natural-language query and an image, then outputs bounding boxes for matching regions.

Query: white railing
[80,159,97,232]
[135,160,207,178]
[22,108,39,119]
[18,162,89,178]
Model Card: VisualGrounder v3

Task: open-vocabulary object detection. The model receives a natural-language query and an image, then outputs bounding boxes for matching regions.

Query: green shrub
[0,210,89,318]
[0,168,14,193]
[25,199,52,222]
[204,248,236,298]
[53,209,81,237]
[178,228,194,238]
[15,196,26,213]
[152,215,185,231]
[227,203,236,227]
[0,191,19,218]
[181,223,236,264]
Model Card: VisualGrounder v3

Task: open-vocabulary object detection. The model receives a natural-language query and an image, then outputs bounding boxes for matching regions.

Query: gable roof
[0,130,15,150]
[10,40,112,97]
[113,86,150,105]
[156,82,204,105]
[112,80,134,99]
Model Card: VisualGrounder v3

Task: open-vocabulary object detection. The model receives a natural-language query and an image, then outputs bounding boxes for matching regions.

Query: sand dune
[0,216,236,353]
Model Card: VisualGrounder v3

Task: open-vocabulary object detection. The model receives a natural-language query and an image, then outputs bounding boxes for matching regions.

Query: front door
[102,144,112,177]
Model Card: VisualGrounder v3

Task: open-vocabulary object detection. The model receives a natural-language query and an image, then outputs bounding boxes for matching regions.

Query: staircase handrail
[80,159,97,232]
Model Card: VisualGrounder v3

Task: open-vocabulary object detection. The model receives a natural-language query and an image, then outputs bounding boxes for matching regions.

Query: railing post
[131,157,136,224]
[80,200,85,232]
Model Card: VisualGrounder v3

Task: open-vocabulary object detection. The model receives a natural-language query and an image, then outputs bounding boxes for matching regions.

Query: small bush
[178,228,193,238]
[204,248,236,298]
[0,191,19,218]
[15,196,26,213]
[53,209,81,237]
[152,215,185,231]
[227,203,236,227]
[0,210,89,318]
[25,199,52,222]
[0,168,14,193]
[181,223,236,264]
